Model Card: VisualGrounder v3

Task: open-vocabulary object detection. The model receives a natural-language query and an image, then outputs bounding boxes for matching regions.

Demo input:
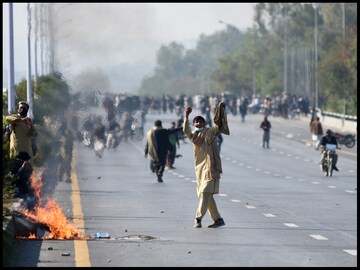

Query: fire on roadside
[17,170,86,240]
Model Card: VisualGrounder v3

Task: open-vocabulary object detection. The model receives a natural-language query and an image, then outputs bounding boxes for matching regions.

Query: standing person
[144,120,181,182]
[5,101,37,199]
[5,101,37,160]
[215,131,223,153]
[176,114,187,144]
[183,101,229,229]
[260,115,271,148]
[239,96,249,122]
[166,122,180,169]
[310,116,323,150]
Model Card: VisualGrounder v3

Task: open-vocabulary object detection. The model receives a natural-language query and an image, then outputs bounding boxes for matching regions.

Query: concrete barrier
[320,115,357,134]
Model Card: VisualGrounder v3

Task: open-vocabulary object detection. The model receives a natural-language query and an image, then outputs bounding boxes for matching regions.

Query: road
[6,108,357,267]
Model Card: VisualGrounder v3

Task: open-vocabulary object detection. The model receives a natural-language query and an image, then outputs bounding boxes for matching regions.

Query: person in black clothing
[145,120,182,182]
[319,129,339,171]
[260,115,271,148]
[166,122,180,169]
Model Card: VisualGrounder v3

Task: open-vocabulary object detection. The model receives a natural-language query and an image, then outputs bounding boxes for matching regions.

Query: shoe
[169,166,176,169]
[333,165,339,171]
[207,218,225,228]
[157,175,163,182]
[194,218,202,228]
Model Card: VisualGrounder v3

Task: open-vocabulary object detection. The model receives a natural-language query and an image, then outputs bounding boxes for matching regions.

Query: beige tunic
[146,126,160,162]
[183,120,223,196]
[5,114,35,159]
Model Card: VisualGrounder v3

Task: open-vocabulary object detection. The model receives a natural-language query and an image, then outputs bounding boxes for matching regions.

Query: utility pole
[314,4,318,110]
[34,4,39,96]
[7,3,16,114]
[342,3,345,40]
[283,16,288,94]
[27,3,34,120]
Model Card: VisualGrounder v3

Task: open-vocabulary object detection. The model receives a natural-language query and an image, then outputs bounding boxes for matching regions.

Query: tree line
[137,3,357,116]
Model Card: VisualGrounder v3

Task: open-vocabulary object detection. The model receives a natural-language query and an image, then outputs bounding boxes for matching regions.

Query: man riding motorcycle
[319,129,339,172]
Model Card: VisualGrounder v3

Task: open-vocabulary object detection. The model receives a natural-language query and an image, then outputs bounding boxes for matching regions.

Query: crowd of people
[5,90,337,227]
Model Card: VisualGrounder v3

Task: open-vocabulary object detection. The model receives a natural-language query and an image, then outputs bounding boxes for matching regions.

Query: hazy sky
[3,3,255,91]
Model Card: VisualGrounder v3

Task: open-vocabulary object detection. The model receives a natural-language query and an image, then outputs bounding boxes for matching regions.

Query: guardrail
[322,110,357,121]
[317,109,357,133]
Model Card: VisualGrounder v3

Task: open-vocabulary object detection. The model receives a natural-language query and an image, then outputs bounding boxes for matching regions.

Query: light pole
[283,16,288,94]
[314,4,318,110]
[27,3,34,120]
[7,3,16,114]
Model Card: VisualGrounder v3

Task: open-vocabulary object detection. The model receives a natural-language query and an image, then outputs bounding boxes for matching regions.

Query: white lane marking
[343,249,357,256]
[327,185,336,188]
[218,194,228,197]
[264,171,270,174]
[297,179,305,182]
[191,180,196,183]
[255,168,261,172]
[245,205,256,209]
[246,165,252,169]
[309,234,328,240]
[284,223,299,228]
[231,199,241,202]
[263,213,276,217]
[312,182,320,185]
[238,163,244,166]
[285,176,292,179]
[345,190,356,194]
[178,175,185,178]
[185,177,191,180]
[274,174,280,177]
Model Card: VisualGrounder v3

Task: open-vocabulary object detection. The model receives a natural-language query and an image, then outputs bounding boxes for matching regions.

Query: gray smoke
[51,3,163,93]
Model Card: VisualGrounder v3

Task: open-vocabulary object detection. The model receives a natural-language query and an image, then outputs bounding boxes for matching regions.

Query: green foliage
[136,3,356,115]
[34,72,72,123]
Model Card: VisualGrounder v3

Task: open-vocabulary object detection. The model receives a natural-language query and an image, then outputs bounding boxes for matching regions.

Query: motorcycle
[106,130,120,149]
[333,132,356,148]
[94,138,105,158]
[81,130,92,147]
[320,144,337,177]
[131,124,144,141]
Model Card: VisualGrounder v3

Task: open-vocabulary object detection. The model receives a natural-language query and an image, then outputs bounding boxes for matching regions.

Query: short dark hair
[18,101,29,110]
[154,120,162,127]
[192,116,205,124]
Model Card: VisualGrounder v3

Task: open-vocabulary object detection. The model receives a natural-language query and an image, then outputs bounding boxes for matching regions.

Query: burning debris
[15,170,86,240]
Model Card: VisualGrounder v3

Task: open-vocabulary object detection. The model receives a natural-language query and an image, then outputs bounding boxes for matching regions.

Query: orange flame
[19,170,86,240]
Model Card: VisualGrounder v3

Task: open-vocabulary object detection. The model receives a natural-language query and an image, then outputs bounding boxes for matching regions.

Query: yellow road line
[71,144,91,267]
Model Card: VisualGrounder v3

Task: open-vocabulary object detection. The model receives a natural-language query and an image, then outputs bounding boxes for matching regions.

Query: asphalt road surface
[7,107,357,267]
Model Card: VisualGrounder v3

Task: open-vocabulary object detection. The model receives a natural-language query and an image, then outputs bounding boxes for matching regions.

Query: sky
[3,3,255,92]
